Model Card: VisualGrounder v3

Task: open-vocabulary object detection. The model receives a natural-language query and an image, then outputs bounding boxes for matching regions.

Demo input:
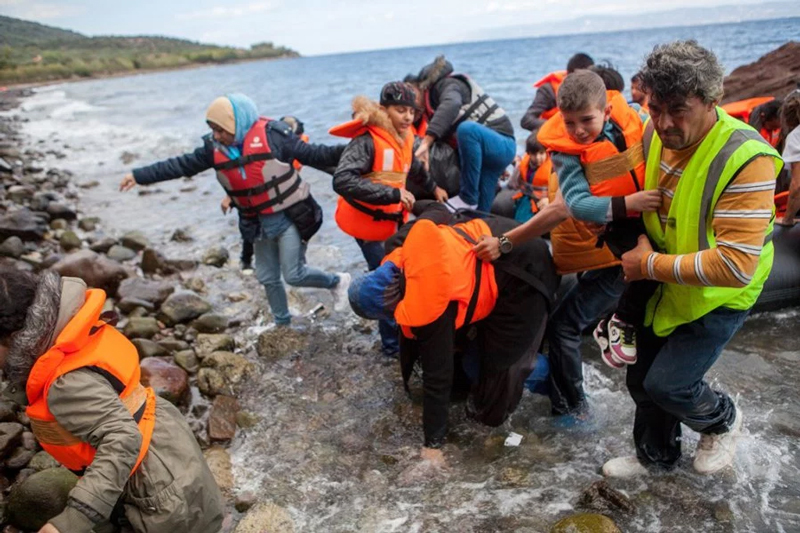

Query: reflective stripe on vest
[642,109,783,337]
[425,74,507,140]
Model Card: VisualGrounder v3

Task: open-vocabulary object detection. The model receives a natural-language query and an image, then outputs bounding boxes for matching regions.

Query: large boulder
[551,514,621,533]
[723,41,800,103]
[158,292,212,325]
[140,357,190,406]
[8,468,79,530]
[0,208,49,241]
[51,249,128,293]
[117,278,174,306]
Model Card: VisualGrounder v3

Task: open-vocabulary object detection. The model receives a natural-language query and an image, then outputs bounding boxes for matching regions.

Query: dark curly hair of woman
[0,268,39,342]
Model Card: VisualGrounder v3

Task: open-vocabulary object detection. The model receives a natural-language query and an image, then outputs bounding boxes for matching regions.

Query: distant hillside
[0,15,299,85]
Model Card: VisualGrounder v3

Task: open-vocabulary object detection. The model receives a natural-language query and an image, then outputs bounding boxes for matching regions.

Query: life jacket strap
[236,175,303,216]
[226,168,296,198]
[343,196,405,223]
[213,152,275,170]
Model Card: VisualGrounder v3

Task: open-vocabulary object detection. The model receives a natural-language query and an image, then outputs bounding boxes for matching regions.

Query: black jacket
[132,120,345,185]
[419,59,514,141]
[520,83,557,132]
[333,134,437,205]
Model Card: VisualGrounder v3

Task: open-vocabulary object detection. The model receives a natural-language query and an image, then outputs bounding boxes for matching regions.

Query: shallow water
[6,17,800,531]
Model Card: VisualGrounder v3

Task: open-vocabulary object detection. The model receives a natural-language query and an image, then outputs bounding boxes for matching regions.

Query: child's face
[384,105,415,135]
[561,103,611,145]
[533,151,547,166]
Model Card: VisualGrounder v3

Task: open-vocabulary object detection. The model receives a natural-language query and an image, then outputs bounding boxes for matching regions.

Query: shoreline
[0,53,300,91]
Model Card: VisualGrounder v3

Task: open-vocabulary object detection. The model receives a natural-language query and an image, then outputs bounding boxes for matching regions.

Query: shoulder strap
[451,227,483,326]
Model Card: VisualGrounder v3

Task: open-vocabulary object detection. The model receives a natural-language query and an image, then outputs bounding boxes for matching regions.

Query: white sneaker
[693,406,742,475]
[602,456,649,478]
[446,195,478,212]
[331,272,352,312]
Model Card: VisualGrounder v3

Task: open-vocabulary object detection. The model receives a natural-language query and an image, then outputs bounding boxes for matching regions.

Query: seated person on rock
[0,268,224,533]
[347,202,558,464]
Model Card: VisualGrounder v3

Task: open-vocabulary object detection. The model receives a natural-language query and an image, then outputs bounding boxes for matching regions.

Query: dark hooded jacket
[416,58,514,142]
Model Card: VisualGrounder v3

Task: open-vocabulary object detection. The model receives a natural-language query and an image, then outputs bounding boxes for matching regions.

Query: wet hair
[0,268,38,343]
[757,100,782,123]
[566,53,594,73]
[782,91,800,134]
[638,40,724,106]
[557,70,607,112]
[589,63,625,92]
[525,133,545,155]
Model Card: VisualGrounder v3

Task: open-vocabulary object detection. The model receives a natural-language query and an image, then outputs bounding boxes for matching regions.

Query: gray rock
[195,334,235,358]
[165,258,198,271]
[140,357,189,406]
[0,145,21,159]
[89,236,117,253]
[59,231,82,251]
[203,446,234,494]
[27,451,60,472]
[78,217,99,231]
[197,368,226,397]
[191,313,229,334]
[173,350,199,374]
[234,491,257,513]
[123,317,160,339]
[50,218,68,230]
[141,248,174,275]
[121,230,149,251]
[171,228,193,242]
[78,180,100,189]
[0,236,25,258]
[30,191,58,212]
[0,208,49,241]
[117,278,174,306]
[118,297,156,314]
[107,245,137,262]
[52,249,129,293]
[208,395,240,441]
[158,292,212,326]
[7,185,34,203]
[46,202,76,221]
[4,447,36,470]
[0,423,24,458]
[0,400,17,422]
[235,411,260,429]
[157,338,190,353]
[0,156,11,173]
[579,480,636,514]
[8,468,79,530]
[184,277,206,293]
[131,339,168,359]
[202,245,229,267]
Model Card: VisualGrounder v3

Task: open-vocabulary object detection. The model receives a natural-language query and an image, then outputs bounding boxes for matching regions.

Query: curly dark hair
[0,268,38,342]
[639,40,724,105]
[590,63,625,92]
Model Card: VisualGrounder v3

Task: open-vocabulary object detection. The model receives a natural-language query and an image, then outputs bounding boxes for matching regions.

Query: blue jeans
[356,239,399,354]
[455,122,516,212]
[255,212,339,325]
[547,266,626,415]
[627,306,748,468]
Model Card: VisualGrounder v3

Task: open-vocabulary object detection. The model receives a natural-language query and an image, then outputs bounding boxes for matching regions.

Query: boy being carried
[537,70,661,374]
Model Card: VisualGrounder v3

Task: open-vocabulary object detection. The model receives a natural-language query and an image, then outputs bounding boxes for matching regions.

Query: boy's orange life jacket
[533,70,567,120]
[383,218,498,339]
[537,90,645,275]
[721,97,781,147]
[213,117,304,218]
[26,289,156,475]
[330,119,414,241]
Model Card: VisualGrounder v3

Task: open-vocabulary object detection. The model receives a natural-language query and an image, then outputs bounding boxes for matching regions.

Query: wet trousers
[355,239,399,355]
[628,306,747,468]
[455,122,516,212]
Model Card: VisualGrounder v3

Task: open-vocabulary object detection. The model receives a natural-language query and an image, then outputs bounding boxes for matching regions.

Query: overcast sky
[0,0,779,55]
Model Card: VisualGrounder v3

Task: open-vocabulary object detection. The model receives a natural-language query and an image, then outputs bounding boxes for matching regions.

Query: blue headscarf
[216,93,260,160]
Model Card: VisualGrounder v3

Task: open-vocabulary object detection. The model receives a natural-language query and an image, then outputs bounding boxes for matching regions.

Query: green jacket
[642,109,782,337]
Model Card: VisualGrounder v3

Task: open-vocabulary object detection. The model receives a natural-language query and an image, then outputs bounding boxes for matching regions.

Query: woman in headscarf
[120,94,351,326]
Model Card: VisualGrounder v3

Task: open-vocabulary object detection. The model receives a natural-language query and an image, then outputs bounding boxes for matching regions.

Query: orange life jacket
[292,133,310,171]
[514,154,552,214]
[721,97,781,147]
[213,117,306,218]
[533,70,567,120]
[26,289,156,475]
[383,218,498,339]
[538,90,645,275]
[411,116,428,138]
[330,119,414,241]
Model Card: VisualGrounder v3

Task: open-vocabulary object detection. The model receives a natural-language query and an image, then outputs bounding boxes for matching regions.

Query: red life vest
[26,289,156,475]
[533,70,567,120]
[330,119,414,241]
[213,117,306,218]
[383,218,498,339]
[538,90,645,275]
